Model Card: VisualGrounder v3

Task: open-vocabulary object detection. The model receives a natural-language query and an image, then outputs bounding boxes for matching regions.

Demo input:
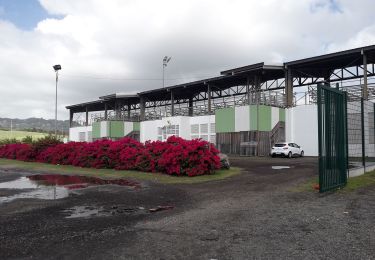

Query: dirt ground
[0,156,375,259]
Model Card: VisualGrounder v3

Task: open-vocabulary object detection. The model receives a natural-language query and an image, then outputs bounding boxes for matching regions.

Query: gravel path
[0,157,374,259]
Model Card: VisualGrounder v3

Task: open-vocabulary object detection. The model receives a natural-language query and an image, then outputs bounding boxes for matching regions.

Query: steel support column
[104,103,108,120]
[85,106,88,126]
[207,83,212,113]
[69,110,73,127]
[140,96,145,121]
[127,103,131,119]
[246,76,250,105]
[188,97,193,116]
[170,90,175,116]
[285,68,293,107]
[115,100,122,120]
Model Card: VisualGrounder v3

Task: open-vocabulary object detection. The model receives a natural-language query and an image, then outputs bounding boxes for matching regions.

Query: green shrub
[31,135,62,154]
[0,138,19,146]
[21,136,33,144]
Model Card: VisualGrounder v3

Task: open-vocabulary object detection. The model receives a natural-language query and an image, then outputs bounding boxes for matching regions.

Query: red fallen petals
[0,136,221,177]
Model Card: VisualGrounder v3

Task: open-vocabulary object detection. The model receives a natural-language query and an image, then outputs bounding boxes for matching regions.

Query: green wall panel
[109,121,124,138]
[249,105,272,131]
[279,108,285,122]
[92,122,101,139]
[133,122,140,131]
[258,105,271,131]
[215,107,235,133]
[250,105,258,131]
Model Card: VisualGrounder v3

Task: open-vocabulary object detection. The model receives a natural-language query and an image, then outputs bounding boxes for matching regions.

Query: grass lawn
[0,130,48,141]
[0,159,241,184]
[291,171,375,192]
[343,170,375,192]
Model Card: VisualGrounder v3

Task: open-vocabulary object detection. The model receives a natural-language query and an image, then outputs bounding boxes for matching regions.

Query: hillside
[0,117,70,134]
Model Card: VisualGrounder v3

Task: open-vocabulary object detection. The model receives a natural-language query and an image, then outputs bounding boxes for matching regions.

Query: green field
[0,130,48,141]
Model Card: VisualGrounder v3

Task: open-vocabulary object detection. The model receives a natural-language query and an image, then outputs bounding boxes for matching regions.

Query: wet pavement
[0,174,141,203]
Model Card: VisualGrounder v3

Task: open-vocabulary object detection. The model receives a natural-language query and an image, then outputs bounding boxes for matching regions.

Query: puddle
[63,206,111,219]
[63,205,147,219]
[27,174,141,189]
[0,174,141,204]
[271,166,291,170]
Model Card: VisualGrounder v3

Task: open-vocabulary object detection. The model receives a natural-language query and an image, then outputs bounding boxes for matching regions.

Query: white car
[271,142,304,158]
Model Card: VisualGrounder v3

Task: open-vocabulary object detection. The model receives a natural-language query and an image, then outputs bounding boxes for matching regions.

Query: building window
[210,135,216,144]
[158,124,180,141]
[87,131,92,142]
[190,122,216,144]
[78,132,86,142]
[200,124,208,134]
[210,123,216,133]
[191,124,199,134]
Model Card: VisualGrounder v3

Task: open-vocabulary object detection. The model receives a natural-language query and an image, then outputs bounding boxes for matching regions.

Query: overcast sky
[0,0,374,120]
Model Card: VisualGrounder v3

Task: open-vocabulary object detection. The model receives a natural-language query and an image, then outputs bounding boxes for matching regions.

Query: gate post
[344,92,349,178]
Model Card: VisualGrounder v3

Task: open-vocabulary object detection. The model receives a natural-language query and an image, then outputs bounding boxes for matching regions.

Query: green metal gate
[317,84,348,192]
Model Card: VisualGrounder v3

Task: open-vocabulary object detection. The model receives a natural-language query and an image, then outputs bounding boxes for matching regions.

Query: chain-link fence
[346,95,375,172]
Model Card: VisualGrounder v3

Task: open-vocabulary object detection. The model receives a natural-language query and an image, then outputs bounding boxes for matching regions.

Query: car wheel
[300,151,304,157]
[288,151,292,158]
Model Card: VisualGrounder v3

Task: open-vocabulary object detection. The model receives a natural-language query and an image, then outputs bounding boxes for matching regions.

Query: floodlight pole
[162,56,171,88]
[53,65,62,138]
[55,71,58,137]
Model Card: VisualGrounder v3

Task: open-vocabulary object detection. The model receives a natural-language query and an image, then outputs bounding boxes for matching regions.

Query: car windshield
[274,143,285,147]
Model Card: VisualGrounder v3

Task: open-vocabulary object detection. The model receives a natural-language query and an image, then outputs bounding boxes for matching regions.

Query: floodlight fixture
[53,64,62,71]
[162,56,172,88]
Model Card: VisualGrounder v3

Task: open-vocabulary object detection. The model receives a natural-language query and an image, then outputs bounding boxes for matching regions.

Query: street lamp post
[53,64,62,138]
[162,56,171,88]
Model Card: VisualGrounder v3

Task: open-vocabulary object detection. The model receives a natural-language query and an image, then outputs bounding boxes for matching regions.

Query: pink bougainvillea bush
[0,136,221,176]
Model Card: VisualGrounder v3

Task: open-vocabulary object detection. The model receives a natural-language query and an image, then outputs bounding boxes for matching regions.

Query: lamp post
[162,56,171,88]
[53,64,61,138]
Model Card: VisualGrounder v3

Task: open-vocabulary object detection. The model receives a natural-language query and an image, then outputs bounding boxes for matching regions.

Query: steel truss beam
[292,62,375,87]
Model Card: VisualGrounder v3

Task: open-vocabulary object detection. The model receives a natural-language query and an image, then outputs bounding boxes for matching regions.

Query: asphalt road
[0,157,374,259]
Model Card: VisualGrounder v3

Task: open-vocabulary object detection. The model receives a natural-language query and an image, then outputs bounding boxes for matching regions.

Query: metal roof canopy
[67,44,375,111]
[66,100,106,113]
[285,44,375,78]
[139,62,284,101]
[66,94,140,113]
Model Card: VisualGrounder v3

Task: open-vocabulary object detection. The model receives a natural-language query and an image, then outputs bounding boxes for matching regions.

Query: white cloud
[0,0,374,119]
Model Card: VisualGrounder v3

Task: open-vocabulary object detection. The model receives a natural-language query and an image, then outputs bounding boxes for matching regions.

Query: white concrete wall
[140,115,215,143]
[100,121,108,138]
[235,106,249,132]
[271,107,279,129]
[286,104,318,156]
[124,121,134,136]
[69,126,92,142]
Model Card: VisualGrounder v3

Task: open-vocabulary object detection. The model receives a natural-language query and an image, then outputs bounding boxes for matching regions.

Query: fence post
[361,98,365,169]
[317,84,323,192]
[374,103,375,162]
[344,92,349,178]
